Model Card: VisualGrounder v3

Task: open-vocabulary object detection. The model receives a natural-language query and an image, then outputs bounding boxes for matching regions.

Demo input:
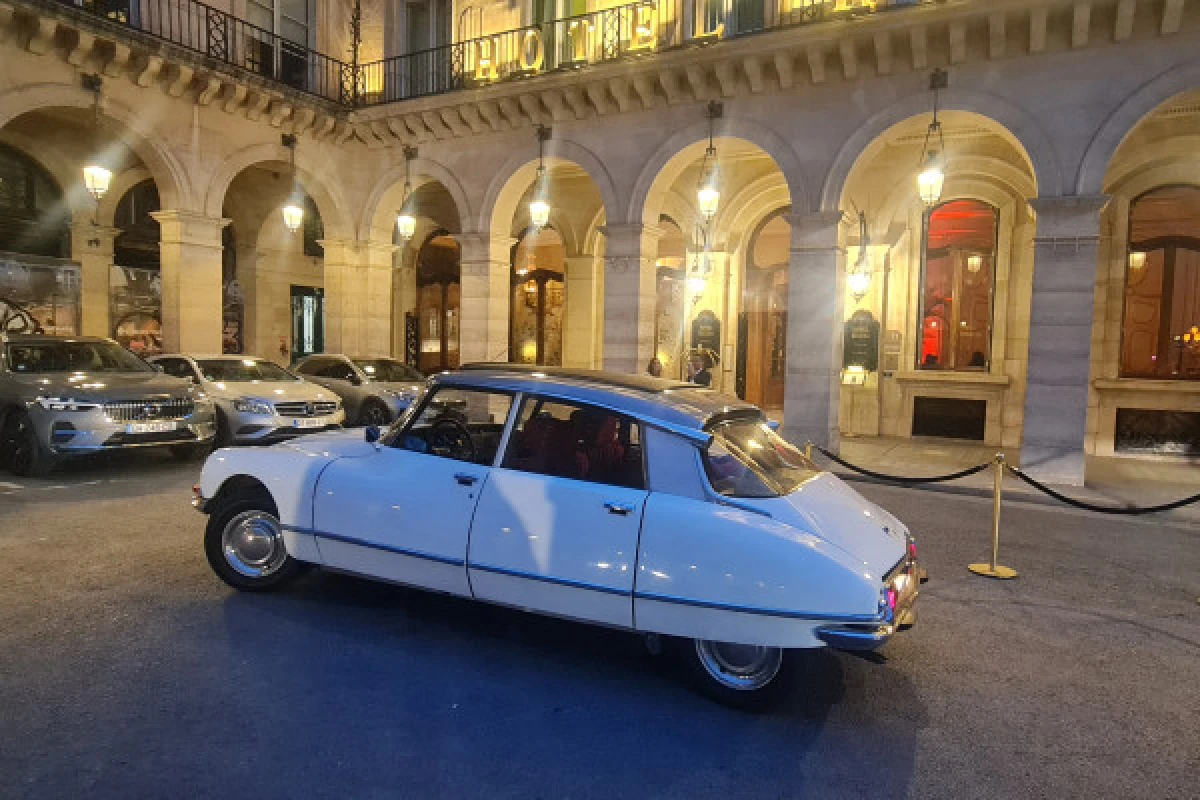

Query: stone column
[563,255,600,369]
[152,211,228,354]
[323,239,397,357]
[599,224,659,374]
[456,232,513,364]
[783,211,845,450]
[70,223,119,337]
[1020,196,1107,485]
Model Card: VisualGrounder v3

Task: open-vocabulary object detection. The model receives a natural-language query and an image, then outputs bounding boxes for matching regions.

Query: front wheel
[204,492,301,591]
[682,639,787,709]
[1,411,57,477]
[357,398,391,427]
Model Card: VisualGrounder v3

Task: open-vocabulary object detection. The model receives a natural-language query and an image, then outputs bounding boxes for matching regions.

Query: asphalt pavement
[0,451,1197,799]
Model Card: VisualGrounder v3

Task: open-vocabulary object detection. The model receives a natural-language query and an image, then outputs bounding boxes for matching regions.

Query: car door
[311,385,515,597]
[467,395,649,629]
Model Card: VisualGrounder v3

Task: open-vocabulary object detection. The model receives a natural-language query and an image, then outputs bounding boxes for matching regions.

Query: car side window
[502,396,645,490]
[294,358,323,375]
[393,387,513,467]
[318,362,358,382]
[159,358,196,381]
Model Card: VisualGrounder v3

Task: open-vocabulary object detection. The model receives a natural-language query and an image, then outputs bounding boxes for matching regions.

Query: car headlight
[233,397,274,415]
[35,396,100,412]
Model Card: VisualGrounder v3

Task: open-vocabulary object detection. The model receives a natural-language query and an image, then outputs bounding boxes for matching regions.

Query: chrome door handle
[604,502,635,516]
[453,473,478,486]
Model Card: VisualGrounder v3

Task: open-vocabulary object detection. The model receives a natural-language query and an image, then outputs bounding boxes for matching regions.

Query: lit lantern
[530,126,552,230]
[395,145,418,244]
[396,210,416,242]
[529,194,551,230]
[847,270,871,301]
[917,152,945,207]
[82,164,112,201]
[697,101,723,222]
[281,201,304,234]
[917,69,948,207]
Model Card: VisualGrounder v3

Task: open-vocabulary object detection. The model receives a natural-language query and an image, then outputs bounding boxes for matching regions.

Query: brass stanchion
[804,442,813,461]
[969,454,1018,579]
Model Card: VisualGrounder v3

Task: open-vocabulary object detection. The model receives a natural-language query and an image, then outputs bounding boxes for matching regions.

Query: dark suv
[0,334,217,476]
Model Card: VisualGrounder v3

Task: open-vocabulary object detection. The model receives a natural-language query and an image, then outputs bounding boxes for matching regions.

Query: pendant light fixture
[395,145,418,244]
[280,134,304,234]
[81,74,112,202]
[847,211,872,302]
[697,100,723,223]
[917,69,949,208]
[529,125,552,230]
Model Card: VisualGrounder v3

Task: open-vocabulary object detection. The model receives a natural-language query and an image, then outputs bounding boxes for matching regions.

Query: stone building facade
[1,0,1199,485]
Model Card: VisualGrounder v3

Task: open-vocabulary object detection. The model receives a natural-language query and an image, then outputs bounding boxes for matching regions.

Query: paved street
[1,453,1197,800]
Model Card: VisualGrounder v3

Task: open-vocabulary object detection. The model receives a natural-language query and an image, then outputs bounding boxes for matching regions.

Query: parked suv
[0,334,216,476]
[294,355,424,426]
[149,354,344,447]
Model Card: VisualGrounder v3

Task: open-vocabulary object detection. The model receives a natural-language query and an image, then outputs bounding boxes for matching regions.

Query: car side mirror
[767,420,781,432]
[364,425,381,444]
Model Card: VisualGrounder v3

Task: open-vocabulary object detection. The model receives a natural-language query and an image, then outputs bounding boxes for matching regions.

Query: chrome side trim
[633,590,884,624]
[285,526,466,567]
[469,562,632,597]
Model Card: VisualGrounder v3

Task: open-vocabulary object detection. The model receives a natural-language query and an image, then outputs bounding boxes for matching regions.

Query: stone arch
[629,117,806,224]
[96,166,155,228]
[0,82,189,210]
[203,141,354,240]
[479,138,617,235]
[821,88,1056,212]
[359,154,471,241]
[1077,59,1200,196]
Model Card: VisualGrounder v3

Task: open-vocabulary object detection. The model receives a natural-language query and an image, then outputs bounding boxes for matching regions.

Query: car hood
[365,380,423,394]
[281,428,378,458]
[753,473,908,580]
[6,371,193,400]
[203,380,338,403]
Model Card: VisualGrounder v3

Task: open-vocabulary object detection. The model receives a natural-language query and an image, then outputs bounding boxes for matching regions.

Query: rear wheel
[357,398,391,427]
[1,411,57,477]
[682,638,787,709]
[204,490,301,591]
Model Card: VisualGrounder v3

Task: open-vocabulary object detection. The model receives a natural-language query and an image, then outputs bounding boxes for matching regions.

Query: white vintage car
[194,366,922,705]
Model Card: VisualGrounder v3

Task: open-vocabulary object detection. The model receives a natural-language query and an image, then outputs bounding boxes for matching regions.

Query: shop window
[302,195,324,257]
[0,144,69,258]
[510,226,564,367]
[918,199,997,371]
[114,180,161,269]
[1121,186,1200,380]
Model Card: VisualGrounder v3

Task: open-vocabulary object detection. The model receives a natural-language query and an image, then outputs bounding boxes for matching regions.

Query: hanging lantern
[395,146,418,244]
[848,270,871,301]
[82,164,112,201]
[529,192,551,230]
[697,101,723,222]
[1128,250,1147,270]
[281,200,304,234]
[917,69,949,208]
[530,126,552,230]
[917,151,945,208]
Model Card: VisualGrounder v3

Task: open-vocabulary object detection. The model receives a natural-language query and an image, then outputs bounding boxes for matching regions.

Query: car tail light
[886,587,898,613]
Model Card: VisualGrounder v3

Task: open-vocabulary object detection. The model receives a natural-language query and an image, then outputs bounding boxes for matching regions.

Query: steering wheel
[427,417,476,462]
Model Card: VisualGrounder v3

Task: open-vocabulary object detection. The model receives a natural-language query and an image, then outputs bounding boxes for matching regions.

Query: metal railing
[33,0,934,109]
[49,0,353,104]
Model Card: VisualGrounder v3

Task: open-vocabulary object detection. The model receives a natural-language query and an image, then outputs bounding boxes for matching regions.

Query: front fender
[200,445,337,532]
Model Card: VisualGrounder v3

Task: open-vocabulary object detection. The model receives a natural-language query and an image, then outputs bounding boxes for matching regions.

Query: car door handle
[604,502,635,516]
[454,473,479,486]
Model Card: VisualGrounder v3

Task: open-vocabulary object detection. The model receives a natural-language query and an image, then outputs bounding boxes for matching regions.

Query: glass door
[290,285,324,363]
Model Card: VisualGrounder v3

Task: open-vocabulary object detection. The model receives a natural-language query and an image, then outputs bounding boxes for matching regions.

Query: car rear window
[702,420,819,498]
[6,341,153,373]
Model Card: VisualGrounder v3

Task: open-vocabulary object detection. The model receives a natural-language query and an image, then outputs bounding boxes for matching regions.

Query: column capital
[598,223,661,258]
[785,210,845,253]
[455,231,515,263]
[69,224,121,254]
[150,210,230,244]
[1030,195,1109,242]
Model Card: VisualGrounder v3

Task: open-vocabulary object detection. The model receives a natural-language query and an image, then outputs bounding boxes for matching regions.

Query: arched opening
[740,211,791,409]
[110,179,162,355]
[414,231,461,372]
[918,199,998,372]
[837,110,1037,446]
[0,143,75,335]
[510,226,566,366]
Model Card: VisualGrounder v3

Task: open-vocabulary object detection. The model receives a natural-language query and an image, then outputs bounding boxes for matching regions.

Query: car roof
[436,364,762,442]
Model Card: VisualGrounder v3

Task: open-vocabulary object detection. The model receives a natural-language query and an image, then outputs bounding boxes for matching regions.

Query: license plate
[292,417,327,429]
[126,420,176,434]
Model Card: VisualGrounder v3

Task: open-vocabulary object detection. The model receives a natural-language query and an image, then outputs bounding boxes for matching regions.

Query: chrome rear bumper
[817,549,921,652]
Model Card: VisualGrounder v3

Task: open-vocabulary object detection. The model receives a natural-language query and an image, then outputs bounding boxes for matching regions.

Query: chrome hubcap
[695,640,783,691]
[221,511,287,578]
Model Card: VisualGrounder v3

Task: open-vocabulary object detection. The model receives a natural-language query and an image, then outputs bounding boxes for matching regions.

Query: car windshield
[6,341,153,373]
[353,359,423,383]
[702,418,820,498]
[196,359,297,382]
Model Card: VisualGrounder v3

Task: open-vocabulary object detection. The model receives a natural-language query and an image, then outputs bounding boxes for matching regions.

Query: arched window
[1122,186,1200,379]
[0,144,69,258]
[510,226,565,366]
[918,199,998,371]
[113,180,161,269]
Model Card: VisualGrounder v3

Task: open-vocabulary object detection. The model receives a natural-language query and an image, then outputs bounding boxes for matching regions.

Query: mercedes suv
[0,334,216,476]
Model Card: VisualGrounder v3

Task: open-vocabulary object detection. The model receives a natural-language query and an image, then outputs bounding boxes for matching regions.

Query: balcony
[23,0,933,110]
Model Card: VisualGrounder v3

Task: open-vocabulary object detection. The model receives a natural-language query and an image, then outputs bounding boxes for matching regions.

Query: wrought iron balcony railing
[31,0,933,110]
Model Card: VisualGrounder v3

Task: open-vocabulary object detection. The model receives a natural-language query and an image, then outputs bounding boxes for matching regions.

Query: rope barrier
[1004,464,1200,515]
[808,443,992,485]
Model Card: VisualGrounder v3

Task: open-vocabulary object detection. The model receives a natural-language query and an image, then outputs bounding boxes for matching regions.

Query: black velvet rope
[809,443,992,485]
[1003,464,1200,515]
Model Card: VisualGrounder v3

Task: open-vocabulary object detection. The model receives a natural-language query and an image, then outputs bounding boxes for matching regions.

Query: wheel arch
[209,473,279,516]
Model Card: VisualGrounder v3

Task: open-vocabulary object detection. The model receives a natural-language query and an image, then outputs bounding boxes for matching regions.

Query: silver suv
[0,334,216,476]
